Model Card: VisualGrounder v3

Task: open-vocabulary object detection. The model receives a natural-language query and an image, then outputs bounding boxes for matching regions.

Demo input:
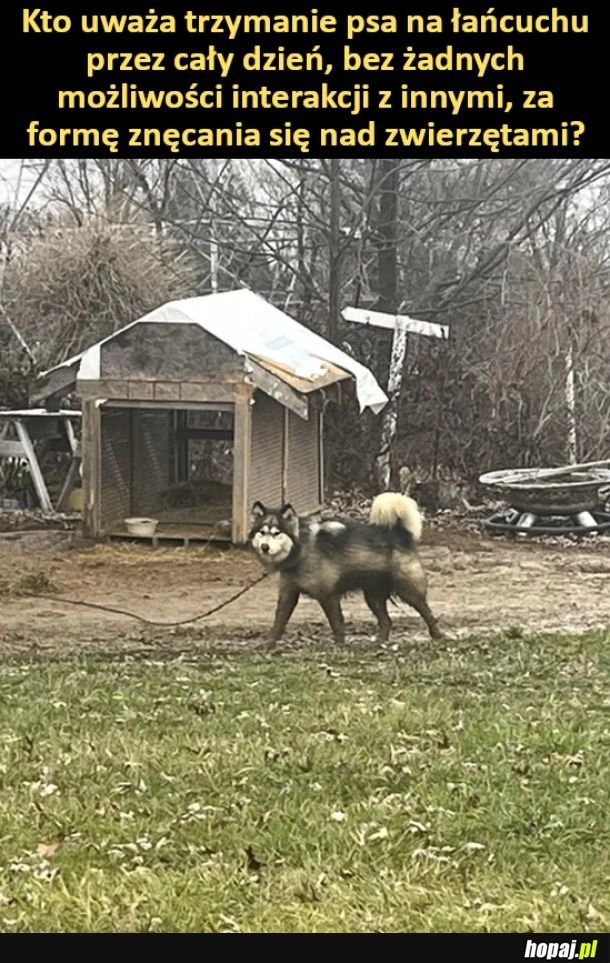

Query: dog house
[36,289,387,544]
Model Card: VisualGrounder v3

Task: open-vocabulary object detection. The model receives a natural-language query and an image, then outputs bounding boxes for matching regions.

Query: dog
[248,492,442,647]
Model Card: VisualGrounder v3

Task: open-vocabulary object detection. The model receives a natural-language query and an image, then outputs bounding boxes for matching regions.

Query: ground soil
[1,518,610,657]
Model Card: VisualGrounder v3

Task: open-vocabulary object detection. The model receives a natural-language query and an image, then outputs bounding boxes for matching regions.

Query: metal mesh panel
[100,409,131,529]
[286,408,321,513]
[248,393,283,507]
[132,410,171,515]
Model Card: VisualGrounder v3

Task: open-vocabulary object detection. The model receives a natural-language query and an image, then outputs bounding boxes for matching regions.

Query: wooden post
[63,417,79,455]
[375,317,408,491]
[318,405,325,506]
[342,306,450,492]
[14,420,53,512]
[81,399,101,537]
[281,407,289,504]
[232,396,251,544]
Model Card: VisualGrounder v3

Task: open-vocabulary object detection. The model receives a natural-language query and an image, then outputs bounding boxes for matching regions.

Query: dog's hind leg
[269,581,300,647]
[363,589,392,642]
[397,581,442,640]
[318,595,346,645]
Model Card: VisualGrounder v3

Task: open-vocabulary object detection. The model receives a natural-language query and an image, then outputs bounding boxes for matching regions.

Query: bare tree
[4,156,610,492]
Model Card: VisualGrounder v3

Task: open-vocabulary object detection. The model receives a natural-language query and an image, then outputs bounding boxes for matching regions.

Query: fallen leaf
[37,838,62,859]
[585,903,606,923]
[368,826,389,842]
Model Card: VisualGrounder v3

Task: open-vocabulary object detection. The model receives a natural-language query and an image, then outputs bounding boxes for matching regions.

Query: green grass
[1,630,610,932]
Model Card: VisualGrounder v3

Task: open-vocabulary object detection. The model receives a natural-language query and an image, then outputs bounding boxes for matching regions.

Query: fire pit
[479,463,610,536]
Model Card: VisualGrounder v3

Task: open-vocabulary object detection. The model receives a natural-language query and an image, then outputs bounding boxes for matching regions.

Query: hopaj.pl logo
[525,940,599,960]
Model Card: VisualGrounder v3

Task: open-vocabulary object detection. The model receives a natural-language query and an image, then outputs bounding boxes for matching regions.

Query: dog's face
[249,501,299,567]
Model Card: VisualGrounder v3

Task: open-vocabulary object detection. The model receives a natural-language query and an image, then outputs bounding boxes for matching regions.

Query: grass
[0,630,610,932]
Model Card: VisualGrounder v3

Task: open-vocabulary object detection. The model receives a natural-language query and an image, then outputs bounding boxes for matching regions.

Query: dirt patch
[1,523,610,656]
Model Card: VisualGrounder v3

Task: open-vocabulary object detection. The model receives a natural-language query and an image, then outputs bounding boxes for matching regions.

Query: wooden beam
[128,381,153,400]
[79,379,248,406]
[245,359,309,420]
[281,407,289,504]
[318,407,325,505]
[14,420,53,512]
[342,305,449,339]
[176,428,234,441]
[154,382,181,402]
[232,399,251,545]
[78,379,125,399]
[81,400,101,537]
[102,400,234,412]
[31,361,79,404]
[182,384,236,403]
[63,416,79,455]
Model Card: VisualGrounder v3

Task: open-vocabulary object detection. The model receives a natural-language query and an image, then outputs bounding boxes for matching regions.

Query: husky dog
[249,492,442,647]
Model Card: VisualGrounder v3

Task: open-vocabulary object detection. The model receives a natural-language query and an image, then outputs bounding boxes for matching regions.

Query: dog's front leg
[268,580,300,647]
[319,595,345,645]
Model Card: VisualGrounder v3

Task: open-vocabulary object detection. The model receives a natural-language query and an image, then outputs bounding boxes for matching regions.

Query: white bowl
[124,517,159,537]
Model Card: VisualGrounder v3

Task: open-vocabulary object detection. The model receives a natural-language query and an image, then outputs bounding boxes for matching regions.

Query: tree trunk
[376,160,399,314]
[565,343,578,464]
[328,158,341,343]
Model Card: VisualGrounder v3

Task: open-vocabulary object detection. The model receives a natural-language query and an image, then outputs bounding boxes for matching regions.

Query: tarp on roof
[42,288,388,415]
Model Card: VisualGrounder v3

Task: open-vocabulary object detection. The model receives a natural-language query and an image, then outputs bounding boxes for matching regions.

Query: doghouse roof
[40,288,388,414]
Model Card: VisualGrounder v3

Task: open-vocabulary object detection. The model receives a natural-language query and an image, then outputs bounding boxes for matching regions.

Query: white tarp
[50,288,389,414]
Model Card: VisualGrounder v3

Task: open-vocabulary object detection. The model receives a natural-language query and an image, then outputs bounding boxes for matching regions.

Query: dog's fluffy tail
[369,491,423,543]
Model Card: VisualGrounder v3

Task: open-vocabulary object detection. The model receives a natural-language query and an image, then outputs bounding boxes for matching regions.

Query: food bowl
[215,519,232,537]
[124,516,159,537]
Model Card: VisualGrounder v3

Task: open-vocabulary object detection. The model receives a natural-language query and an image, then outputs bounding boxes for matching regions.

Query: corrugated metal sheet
[100,409,131,529]
[286,408,321,513]
[248,392,283,508]
[132,410,171,515]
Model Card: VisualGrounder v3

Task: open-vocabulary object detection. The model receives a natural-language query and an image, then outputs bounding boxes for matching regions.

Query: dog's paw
[438,628,457,643]
[250,636,276,651]
[258,637,287,655]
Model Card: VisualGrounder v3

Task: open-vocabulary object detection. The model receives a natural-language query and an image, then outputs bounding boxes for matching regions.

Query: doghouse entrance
[164,408,233,532]
[101,404,234,543]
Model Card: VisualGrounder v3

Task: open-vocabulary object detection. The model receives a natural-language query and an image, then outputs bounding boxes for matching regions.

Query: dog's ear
[279,503,299,536]
[251,501,266,518]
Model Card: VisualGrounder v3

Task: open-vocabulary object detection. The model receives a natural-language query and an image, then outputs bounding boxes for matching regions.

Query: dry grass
[2,216,198,372]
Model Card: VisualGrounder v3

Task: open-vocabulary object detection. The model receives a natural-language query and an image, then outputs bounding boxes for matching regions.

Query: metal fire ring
[483,510,610,538]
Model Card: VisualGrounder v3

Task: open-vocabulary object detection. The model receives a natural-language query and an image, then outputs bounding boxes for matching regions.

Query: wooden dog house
[36,289,387,544]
